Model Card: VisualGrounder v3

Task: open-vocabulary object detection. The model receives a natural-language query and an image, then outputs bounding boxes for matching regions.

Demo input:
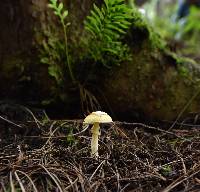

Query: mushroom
[83,111,113,157]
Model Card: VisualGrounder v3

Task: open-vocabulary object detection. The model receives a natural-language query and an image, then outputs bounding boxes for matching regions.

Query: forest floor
[0,113,200,192]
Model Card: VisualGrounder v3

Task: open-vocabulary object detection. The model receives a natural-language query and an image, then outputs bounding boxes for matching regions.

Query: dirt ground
[0,112,200,192]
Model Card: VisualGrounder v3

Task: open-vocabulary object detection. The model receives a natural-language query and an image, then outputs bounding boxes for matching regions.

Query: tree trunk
[0,0,200,121]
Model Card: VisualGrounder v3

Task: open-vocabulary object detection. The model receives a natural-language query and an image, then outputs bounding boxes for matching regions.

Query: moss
[166,50,196,65]
[0,53,28,80]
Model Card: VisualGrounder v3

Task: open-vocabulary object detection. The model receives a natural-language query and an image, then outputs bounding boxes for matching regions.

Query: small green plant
[161,164,173,176]
[48,0,75,82]
[44,0,102,112]
[182,6,200,45]
[66,127,76,146]
[41,0,135,112]
[40,29,65,85]
[84,0,133,67]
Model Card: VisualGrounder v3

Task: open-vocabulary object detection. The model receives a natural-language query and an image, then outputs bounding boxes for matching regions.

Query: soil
[0,108,200,192]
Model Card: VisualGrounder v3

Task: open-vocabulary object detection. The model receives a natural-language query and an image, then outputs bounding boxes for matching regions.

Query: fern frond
[84,0,133,66]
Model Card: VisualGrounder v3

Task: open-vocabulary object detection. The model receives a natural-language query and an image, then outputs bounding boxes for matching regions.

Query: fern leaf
[84,0,132,66]
[104,0,109,10]
[103,34,113,41]
[101,7,106,16]
[94,4,104,20]
[103,28,120,39]
[86,16,101,33]
[85,25,96,37]
[91,10,102,26]
[106,23,126,34]
[114,0,124,4]
[114,21,131,29]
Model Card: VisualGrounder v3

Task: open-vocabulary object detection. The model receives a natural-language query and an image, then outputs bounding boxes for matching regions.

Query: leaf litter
[0,117,200,192]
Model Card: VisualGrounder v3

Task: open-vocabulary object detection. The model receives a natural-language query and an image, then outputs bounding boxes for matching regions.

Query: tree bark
[0,0,200,121]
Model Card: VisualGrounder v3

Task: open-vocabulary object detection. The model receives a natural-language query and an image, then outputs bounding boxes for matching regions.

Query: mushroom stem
[91,122,100,157]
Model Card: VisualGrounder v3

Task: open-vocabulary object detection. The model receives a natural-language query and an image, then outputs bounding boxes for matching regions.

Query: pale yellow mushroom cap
[83,111,113,124]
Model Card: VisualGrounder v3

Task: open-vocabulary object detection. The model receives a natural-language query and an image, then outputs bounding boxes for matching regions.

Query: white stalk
[91,122,100,157]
